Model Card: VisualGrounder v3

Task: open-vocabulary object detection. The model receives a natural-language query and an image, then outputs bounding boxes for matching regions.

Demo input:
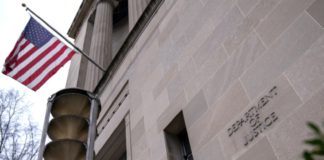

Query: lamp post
[37,88,101,160]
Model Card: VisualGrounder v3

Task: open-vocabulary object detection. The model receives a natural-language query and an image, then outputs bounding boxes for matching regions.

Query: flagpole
[21,3,106,72]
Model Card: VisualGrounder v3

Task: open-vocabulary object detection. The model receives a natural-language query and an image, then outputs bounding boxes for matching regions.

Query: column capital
[97,0,119,8]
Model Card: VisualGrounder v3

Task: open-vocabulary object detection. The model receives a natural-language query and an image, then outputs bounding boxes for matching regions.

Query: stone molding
[68,0,94,38]
[94,0,164,94]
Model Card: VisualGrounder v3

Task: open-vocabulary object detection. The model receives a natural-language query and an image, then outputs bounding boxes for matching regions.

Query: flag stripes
[28,48,74,90]
[10,39,61,79]
[3,36,75,91]
[3,36,25,72]
[2,17,76,91]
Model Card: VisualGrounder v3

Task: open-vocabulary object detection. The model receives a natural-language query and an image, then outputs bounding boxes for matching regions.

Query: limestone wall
[71,0,324,159]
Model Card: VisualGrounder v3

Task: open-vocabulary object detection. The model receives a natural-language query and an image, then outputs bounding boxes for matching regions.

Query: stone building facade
[66,0,324,159]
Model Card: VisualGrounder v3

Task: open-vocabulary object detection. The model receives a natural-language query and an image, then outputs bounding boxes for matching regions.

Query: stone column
[85,0,114,91]
[125,113,132,160]
[128,0,150,30]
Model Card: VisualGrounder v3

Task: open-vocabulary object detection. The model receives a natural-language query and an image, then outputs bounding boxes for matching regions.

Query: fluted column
[125,114,132,160]
[128,0,150,30]
[85,0,114,91]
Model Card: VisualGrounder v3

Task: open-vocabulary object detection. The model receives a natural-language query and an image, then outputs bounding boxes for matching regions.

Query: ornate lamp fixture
[37,88,101,160]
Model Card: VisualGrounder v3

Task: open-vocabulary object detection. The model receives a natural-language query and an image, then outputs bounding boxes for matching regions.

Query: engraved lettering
[269,86,278,97]
[228,128,233,137]
[257,97,269,110]
[227,86,280,147]
[271,112,278,122]
[264,116,272,126]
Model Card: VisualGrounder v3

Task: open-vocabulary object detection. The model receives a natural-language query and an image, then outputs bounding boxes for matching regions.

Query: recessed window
[164,112,194,160]
[95,120,127,160]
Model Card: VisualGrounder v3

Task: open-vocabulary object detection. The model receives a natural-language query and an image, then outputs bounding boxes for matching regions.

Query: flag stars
[2,17,75,91]
[24,18,53,47]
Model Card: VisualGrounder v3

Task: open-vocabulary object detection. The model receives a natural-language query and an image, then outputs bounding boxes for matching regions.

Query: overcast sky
[0,0,82,127]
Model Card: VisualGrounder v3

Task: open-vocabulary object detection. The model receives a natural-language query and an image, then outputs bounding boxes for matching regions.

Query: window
[95,120,127,160]
[95,82,130,160]
[164,112,194,160]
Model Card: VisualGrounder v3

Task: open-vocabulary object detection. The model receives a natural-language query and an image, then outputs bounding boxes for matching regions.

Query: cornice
[67,0,120,39]
[67,0,94,38]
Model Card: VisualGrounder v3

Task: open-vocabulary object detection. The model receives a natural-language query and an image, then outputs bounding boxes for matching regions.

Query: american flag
[2,17,75,91]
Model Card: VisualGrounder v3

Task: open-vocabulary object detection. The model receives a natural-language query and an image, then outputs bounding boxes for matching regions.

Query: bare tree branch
[0,89,39,160]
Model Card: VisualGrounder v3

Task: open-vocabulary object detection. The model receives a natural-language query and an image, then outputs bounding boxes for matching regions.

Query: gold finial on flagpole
[22,3,28,11]
[20,2,105,72]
